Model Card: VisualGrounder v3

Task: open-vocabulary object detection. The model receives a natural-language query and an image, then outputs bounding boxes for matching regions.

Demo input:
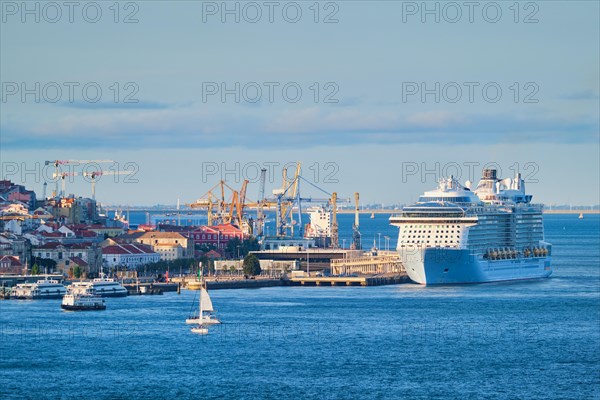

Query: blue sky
[1,1,599,205]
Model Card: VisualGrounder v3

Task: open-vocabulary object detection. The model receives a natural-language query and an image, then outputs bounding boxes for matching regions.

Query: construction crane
[52,171,80,198]
[45,159,113,198]
[83,170,133,200]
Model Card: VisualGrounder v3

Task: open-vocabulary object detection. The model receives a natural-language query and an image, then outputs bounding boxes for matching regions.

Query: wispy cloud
[561,90,600,101]
[2,105,598,150]
[58,101,175,110]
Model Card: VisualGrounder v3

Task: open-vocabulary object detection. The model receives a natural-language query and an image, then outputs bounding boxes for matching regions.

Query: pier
[287,274,409,287]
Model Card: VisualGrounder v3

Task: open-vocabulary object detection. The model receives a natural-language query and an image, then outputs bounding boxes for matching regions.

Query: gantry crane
[189,180,253,231]
[351,192,362,250]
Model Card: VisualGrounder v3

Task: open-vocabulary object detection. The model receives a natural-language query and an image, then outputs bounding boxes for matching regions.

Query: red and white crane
[45,160,113,198]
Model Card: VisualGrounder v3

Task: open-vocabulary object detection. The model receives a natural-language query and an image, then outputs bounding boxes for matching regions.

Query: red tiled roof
[69,257,88,267]
[38,242,62,249]
[191,224,242,234]
[205,250,222,258]
[0,255,22,267]
[74,230,98,238]
[103,243,157,255]
[40,232,63,238]
[37,242,96,250]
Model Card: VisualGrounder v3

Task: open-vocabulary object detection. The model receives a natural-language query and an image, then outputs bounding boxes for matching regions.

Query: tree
[243,254,261,277]
[229,265,236,275]
[31,263,40,275]
[73,265,82,279]
[31,257,57,271]
[225,236,261,259]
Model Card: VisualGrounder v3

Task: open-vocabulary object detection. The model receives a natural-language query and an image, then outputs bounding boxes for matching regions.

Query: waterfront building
[101,243,160,269]
[135,232,192,260]
[0,255,23,275]
[185,223,244,250]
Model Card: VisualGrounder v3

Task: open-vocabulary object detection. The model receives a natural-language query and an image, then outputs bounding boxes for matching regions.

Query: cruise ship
[11,279,67,299]
[68,277,128,297]
[390,169,552,285]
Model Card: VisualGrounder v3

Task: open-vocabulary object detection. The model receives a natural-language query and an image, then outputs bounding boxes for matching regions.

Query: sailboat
[190,284,208,335]
[189,268,216,334]
[186,286,221,325]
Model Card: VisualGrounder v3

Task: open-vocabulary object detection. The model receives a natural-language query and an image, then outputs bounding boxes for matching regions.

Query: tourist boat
[61,293,106,311]
[67,276,127,298]
[10,279,66,299]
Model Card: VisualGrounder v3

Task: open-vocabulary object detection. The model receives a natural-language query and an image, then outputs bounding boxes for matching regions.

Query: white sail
[200,288,214,312]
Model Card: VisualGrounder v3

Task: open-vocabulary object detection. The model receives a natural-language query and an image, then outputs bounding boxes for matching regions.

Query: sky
[1,0,599,206]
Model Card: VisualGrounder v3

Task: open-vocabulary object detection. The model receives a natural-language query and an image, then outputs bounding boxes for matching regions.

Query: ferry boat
[390,169,552,285]
[10,279,66,299]
[67,277,128,297]
[61,293,106,311]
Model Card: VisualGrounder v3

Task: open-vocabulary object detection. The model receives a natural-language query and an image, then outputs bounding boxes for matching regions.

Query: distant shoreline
[103,207,599,215]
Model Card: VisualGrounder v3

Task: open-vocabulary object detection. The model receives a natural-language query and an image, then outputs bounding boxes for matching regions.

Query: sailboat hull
[185,316,221,325]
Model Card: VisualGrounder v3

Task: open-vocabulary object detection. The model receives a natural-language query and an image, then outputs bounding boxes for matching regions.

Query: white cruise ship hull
[401,248,552,285]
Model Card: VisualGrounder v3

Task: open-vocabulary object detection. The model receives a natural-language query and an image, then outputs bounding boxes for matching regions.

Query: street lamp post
[378,233,381,251]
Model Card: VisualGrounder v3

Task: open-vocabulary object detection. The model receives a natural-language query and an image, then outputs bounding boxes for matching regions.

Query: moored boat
[390,169,552,285]
[10,279,66,299]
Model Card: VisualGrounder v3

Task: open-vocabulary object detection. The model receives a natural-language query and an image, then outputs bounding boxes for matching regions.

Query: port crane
[351,192,362,250]
[189,180,255,232]
[188,163,351,247]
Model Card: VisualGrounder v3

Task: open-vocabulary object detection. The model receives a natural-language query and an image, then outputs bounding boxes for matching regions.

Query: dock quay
[123,282,178,295]
[287,274,409,287]
[178,277,284,290]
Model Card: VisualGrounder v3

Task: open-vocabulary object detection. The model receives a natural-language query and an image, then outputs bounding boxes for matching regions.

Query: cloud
[58,101,175,110]
[2,105,598,150]
[561,90,600,100]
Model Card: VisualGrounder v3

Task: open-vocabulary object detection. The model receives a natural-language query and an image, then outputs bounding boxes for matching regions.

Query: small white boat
[61,293,106,311]
[579,213,584,219]
[370,212,375,219]
[186,287,221,325]
[190,325,208,335]
[190,270,214,334]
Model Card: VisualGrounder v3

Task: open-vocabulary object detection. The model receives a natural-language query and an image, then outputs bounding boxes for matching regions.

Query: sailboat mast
[198,264,203,323]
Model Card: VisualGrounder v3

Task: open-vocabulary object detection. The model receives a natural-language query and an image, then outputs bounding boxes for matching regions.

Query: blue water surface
[1,214,598,399]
